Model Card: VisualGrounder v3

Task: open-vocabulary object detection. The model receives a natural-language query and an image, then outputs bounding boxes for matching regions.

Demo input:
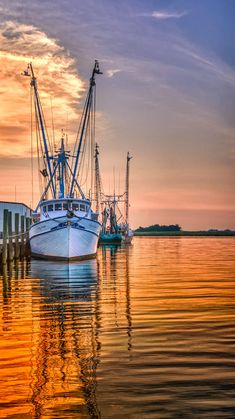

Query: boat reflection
[30,259,98,301]
[98,244,133,353]
[29,259,101,418]
[99,243,121,256]
[0,246,133,418]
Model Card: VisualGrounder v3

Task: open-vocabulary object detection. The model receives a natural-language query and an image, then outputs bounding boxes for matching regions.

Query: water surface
[0,237,235,418]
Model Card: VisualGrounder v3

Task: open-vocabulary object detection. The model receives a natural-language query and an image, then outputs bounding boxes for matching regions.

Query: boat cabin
[39,199,91,221]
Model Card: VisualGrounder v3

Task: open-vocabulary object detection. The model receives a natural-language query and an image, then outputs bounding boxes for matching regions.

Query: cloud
[0,4,234,227]
[146,10,188,20]
[0,20,85,157]
[174,43,235,88]
[106,69,121,78]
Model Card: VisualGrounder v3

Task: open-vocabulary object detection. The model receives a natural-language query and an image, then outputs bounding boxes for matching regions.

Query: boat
[121,151,134,244]
[100,201,123,244]
[94,145,133,244]
[23,61,102,260]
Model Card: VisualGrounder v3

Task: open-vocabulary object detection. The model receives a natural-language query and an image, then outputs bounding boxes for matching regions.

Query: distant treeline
[135,224,181,232]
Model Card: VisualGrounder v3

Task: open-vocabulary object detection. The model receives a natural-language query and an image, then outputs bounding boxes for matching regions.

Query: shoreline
[134,231,235,237]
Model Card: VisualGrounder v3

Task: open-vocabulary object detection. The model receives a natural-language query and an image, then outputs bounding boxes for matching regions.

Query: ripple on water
[0,237,235,418]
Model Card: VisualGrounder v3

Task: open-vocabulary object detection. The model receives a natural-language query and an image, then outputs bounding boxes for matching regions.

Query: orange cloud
[0,20,84,158]
[0,21,89,207]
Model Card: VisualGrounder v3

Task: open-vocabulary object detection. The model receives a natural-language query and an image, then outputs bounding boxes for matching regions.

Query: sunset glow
[0,2,235,229]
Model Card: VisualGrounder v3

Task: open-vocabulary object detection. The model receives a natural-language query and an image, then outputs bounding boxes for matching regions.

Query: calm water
[0,237,235,418]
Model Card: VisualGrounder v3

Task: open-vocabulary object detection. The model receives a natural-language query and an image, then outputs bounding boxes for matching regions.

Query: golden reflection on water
[0,237,235,418]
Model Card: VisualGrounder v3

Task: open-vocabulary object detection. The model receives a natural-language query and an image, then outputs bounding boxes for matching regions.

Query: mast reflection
[98,244,133,353]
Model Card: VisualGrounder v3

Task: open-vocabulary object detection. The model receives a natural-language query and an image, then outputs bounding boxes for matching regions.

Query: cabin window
[72,203,79,211]
[48,204,53,212]
[63,203,68,210]
[55,203,62,211]
[43,206,47,212]
[80,204,85,212]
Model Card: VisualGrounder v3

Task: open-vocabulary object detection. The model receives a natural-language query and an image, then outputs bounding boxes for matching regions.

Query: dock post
[8,211,14,261]
[26,217,31,239]
[25,217,31,258]
[2,209,8,264]
[2,263,8,301]
[15,213,20,259]
[20,215,25,259]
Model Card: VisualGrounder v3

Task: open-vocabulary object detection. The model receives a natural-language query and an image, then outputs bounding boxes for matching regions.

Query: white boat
[30,199,100,260]
[24,61,102,260]
[122,228,134,244]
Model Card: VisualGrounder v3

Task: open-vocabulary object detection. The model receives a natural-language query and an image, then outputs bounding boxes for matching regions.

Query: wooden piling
[25,217,31,257]
[15,213,20,259]
[8,211,14,261]
[20,215,25,259]
[26,217,31,239]
[2,263,8,301]
[2,209,8,264]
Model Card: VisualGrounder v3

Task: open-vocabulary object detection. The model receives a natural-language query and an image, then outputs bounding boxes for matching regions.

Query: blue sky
[0,0,235,228]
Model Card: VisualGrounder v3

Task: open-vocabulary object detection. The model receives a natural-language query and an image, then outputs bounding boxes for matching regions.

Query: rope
[71,92,89,175]
[30,86,34,208]
[35,96,43,195]
[90,83,96,201]
[2,229,31,240]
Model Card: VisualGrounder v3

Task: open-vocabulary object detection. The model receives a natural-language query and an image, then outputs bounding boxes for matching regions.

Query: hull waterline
[29,216,101,261]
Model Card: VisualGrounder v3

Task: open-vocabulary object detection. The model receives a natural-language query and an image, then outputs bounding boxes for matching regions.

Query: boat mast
[94,143,102,213]
[57,136,68,198]
[24,63,56,199]
[69,60,102,198]
[125,152,132,227]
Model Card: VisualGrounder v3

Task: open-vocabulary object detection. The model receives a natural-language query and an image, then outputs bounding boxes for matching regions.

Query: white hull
[29,216,101,260]
[122,228,134,244]
[123,235,133,244]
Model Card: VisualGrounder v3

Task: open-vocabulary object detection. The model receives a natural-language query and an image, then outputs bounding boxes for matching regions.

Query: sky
[0,0,235,229]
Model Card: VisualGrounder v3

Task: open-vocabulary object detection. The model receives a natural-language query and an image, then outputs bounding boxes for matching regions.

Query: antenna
[125,152,132,227]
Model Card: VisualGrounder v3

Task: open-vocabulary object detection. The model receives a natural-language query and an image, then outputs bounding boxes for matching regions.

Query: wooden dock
[0,209,31,264]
